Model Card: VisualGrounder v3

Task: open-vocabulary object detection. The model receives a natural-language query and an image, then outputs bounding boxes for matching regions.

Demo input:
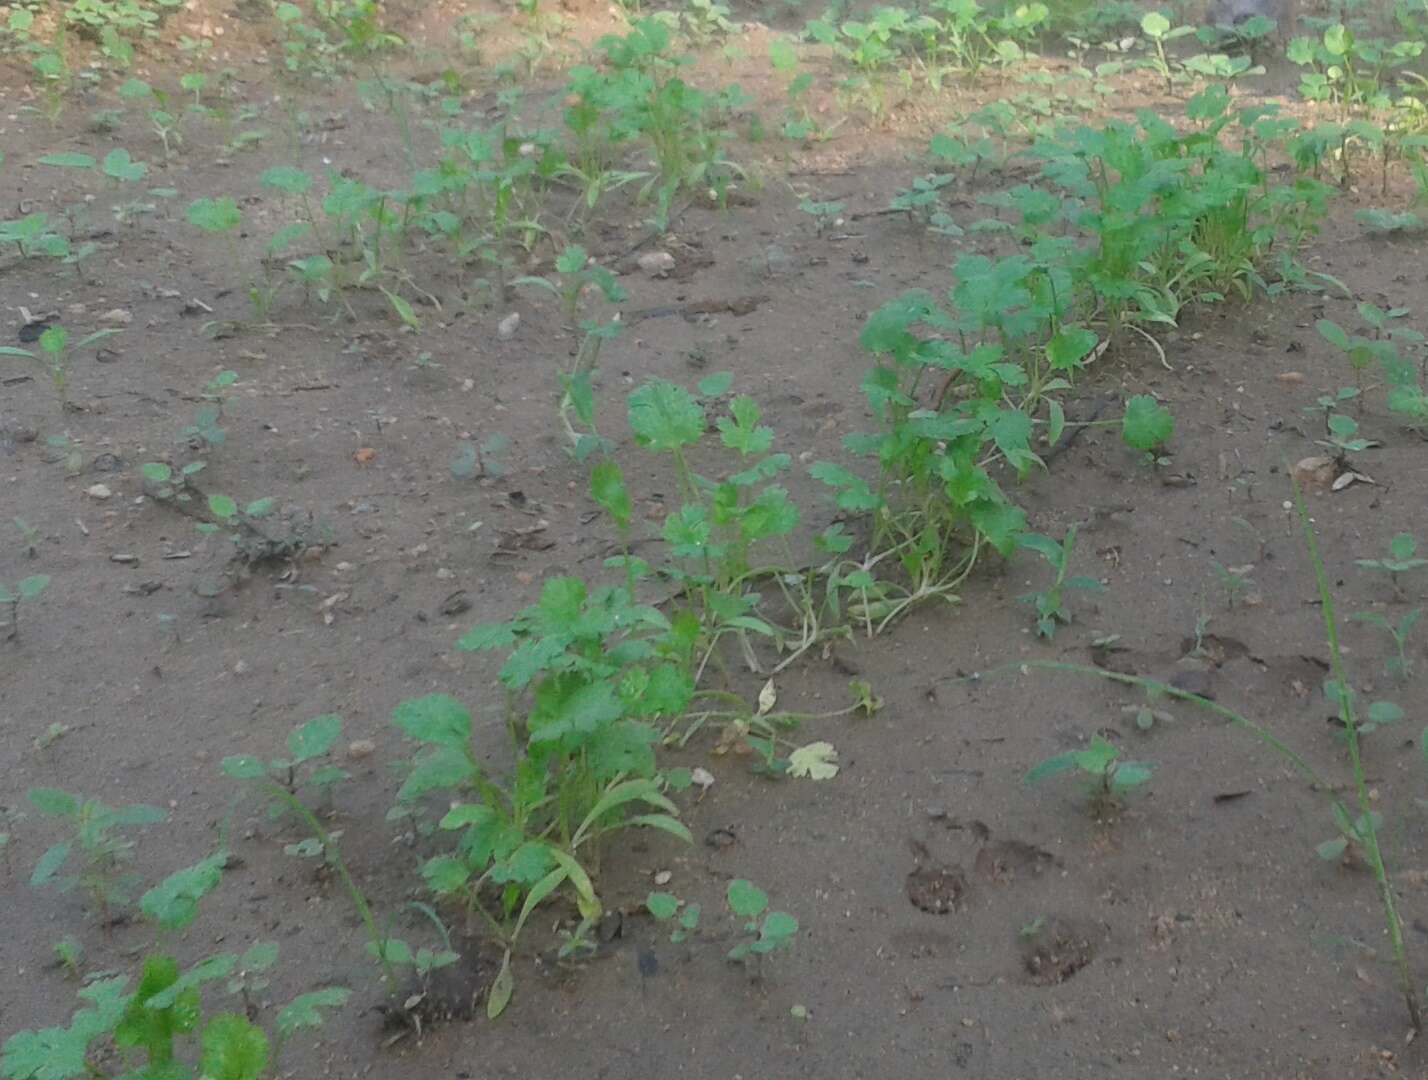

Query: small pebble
[86,483,113,500]
[497,312,520,340]
[347,739,376,760]
[637,251,676,276]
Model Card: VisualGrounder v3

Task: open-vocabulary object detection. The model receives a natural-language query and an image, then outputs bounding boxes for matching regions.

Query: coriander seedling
[1,574,49,642]
[1356,534,1427,599]
[1211,560,1255,608]
[1025,733,1151,814]
[13,517,39,558]
[0,325,122,410]
[725,879,798,970]
[1350,609,1420,680]
[27,788,167,929]
[1121,394,1174,463]
[1018,526,1104,638]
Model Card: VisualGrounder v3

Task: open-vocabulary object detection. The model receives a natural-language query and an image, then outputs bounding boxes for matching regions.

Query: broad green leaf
[28,788,78,817]
[1366,701,1404,726]
[259,166,312,195]
[142,462,173,483]
[646,891,679,920]
[1140,11,1170,37]
[726,879,768,918]
[274,988,349,1039]
[1025,751,1079,784]
[16,574,48,600]
[221,755,268,780]
[696,371,734,396]
[1316,319,1350,350]
[101,149,146,183]
[287,714,341,763]
[208,494,237,520]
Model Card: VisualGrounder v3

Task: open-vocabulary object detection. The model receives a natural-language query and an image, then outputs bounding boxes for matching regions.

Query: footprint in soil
[973,838,1059,885]
[905,839,969,915]
[1020,917,1097,986]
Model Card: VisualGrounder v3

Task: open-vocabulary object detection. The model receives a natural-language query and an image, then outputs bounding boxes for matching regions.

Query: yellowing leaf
[756,679,777,716]
[788,741,839,780]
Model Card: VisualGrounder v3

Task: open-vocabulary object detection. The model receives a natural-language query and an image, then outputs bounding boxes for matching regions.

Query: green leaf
[274,988,350,1039]
[1024,750,1080,784]
[142,462,173,484]
[1046,326,1097,371]
[393,694,471,748]
[259,166,312,194]
[727,879,768,918]
[646,891,680,920]
[38,152,97,169]
[1,1023,94,1080]
[1389,533,1417,562]
[1366,701,1404,726]
[29,842,72,887]
[244,497,275,518]
[221,755,268,780]
[199,1014,269,1080]
[101,149,146,183]
[628,380,704,452]
[208,494,237,520]
[486,951,513,1019]
[1122,395,1174,452]
[555,244,588,275]
[1316,319,1350,350]
[1140,11,1170,37]
[28,788,78,817]
[590,460,632,530]
[140,850,227,930]
[697,371,734,396]
[238,941,279,972]
[287,714,341,763]
[1316,836,1348,861]
[186,196,242,233]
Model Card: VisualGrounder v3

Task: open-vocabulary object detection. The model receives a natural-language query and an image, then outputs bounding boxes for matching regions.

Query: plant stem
[265,784,395,989]
[1296,486,1421,1034]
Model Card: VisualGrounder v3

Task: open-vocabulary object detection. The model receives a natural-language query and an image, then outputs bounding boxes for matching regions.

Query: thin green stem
[1296,486,1421,1034]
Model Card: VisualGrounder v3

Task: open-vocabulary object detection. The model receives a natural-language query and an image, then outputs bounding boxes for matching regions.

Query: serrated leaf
[628,380,704,452]
[186,196,242,233]
[1122,395,1174,452]
[140,850,227,930]
[393,694,471,748]
[274,988,349,1039]
[199,1013,269,1080]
